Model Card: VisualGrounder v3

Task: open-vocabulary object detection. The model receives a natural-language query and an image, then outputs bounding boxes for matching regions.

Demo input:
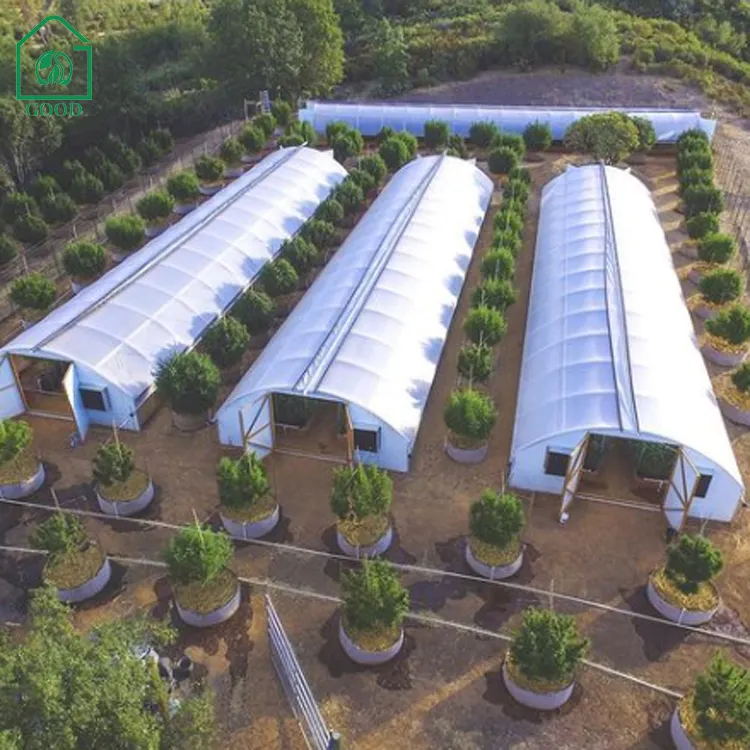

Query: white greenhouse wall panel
[299,101,716,143]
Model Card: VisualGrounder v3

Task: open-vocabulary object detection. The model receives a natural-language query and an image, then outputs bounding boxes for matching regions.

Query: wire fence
[0,119,245,338]
[713,134,750,268]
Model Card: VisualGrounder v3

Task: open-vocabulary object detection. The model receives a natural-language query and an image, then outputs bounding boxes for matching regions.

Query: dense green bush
[166,171,200,203]
[488,147,519,175]
[105,215,146,253]
[94,159,125,192]
[472,278,517,311]
[564,112,640,164]
[677,129,710,150]
[334,180,365,215]
[732,363,750,393]
[377,126,396,144]
[503,179,530,205]
[631,115,656,152]
[358,154,387,184]
[347,167,377,195]
[330,463,393,521]
[686,211,720,240]
[0,419,32,465]
[315,198,345,225]
[331,130,364,164]
[698,233,735,264]
[154,351,220,416]
[444,388,497,441]
[2,192,39,224]
[424,119,450,149]
[326,121,352,144]
[217,452,271,512]
[68,169,105,204]
[679,167,713,195]
[103,135,142,176]
[469,122,500,149]
[278,133,305,147]
[136,190,174,223]
[40,192,77,224]
[447,134,468,158]
[30,514,87,557]
[396,131,418,158]
[700,268,743,305]
[379,137,410,171]
[470,490,524,549]
[240,124,266,154]
[231,289,275,335]
[301,219,336,249]
[493,228,523,256]
[136,136,162,167]
[683,183,724,218]
[83,146,108,173]
[664,534,723,595]
[464,305,507,346]
[260,258,299,297]
[93,441,135,487]
[62,241,107,281]
[281,236,318,275]
[493,133,526,160]
[13,214,49,245]
[523,121,552,151]
[220,137,244,166]
[202,316,250,369]
[253,113,277,139]
[10,273,56,311]
[165,523,233,586]
[284,121,317,145]
[194,155,225,183]
[678,148,712,175]
[706,304,750,346]
[457,342,493,382]
[271,101,293,127]
[0,235,19,266]
[493,209,524,239]
[29,176,61,202]
[341,560,409,635]
[481,248,515,280]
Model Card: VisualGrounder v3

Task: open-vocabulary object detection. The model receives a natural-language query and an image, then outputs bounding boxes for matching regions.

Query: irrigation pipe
[2,544,683,700]
[2,494,750,648]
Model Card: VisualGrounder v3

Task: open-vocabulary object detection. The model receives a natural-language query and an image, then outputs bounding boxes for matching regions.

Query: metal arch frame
[558,433,591,521]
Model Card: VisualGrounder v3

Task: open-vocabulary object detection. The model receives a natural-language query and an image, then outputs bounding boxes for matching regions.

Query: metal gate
[266,595,341,750]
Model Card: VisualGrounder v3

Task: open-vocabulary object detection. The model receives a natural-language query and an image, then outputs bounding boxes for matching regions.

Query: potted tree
[154,351,220,431]
[466,490,525,580]
[457,342,493,384]
[10,273,56,325]
[671,652,750,749]
[217,452,279,539]
[689,233,736,285]
[30,514,111,603]
[260,258,300,316]
[702,304,750,367]
[194,155,226,196]
[330,463,394,558]
[0,419,45,498]
[104,214,146,261]
[523,121,552,155]
[220,137,245,178]
[423,120,450,151]
[239,124,266,162]
[444,388,497,464]
[690,268,743,320]
[503,608,589,710]
[339,559,409,666]
[471,278,517,312]
[463,305,507,347]
[93,438,154,517]
[202,316,250,383]
[62,240,108,293]
[231,288,276,347]
[717,362,750,426]
[481,249,515,281]
[488,147,519,176]
[166,171,201,215]
[165,522,239,627]
[136,190,175,238]
[647,534,723,625]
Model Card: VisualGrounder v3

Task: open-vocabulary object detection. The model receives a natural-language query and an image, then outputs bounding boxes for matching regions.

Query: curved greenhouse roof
[2,146,346,401]
[299,101,716,143]
[511,163,741,490]
[217,154,493,448]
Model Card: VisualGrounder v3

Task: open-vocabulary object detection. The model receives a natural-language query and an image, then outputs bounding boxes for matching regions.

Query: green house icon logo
[16,15,92,101]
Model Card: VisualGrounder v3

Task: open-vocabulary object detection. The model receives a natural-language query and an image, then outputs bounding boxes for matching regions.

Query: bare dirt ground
[3,148,750,748]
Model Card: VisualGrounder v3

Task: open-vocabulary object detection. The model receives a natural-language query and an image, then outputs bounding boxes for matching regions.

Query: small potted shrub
[691,268,743,320]
[154,350,220,431]
[271,100,292,127]
[315,198,345,226]
[671,652,750,749]
[260,258,299,315]
[239,124,266,160]
[331,130,364,165]
[378,137,409,172]
[10,273,56,324]
[457,342,493,384]
[493,133,526,161]
[231,288,276,345]
[202,316,250,381]
[330,463,394,557]
[493,228,523,258]
[93,439,154,516]
[0,235,19,267]
[464,305,507,347]
[39,192,77,225]
[469,122,500,149]
[480,248,515,281]
[466,490,525,579]
[683,184,723,219]
[444,388,497,464]
[62,240,107,293]
[30,514,111,603]
[647,534,723,625]
[488,147,519,176]
[165,522,239,627]
[423,120,450,150]
[217,452,279,539]
[685,211,719,244]
[220,137,245,178]
[503,608,589,710]
[254,113,277,140]
[523,121,552,153]
[703,303,750,367]
[68,168,105,205]
[395,131,417,159]
[339,560,409,666]
[280,236,318,279]
[471,278,517,311]
[717,362,750,426]
[104,214,146,261]
[347,167,377,196]
[194,154,225,196]
[136,190,175,238]
[0,419,45,498]
[690,233,736,285]
[333,180,365,218]
[301,219,336,253]
[166,171,201,214]
[13,213,48,245]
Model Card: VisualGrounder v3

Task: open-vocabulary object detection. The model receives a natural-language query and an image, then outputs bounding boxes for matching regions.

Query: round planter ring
[220,504,280,540]
[679,243,699,261]
[224,166,245,179]
[0,461,46,499]
[56,556,112,604]
[688,267,706,285]
[646,578,719,625]
[336,524,393,558]
[465,542,524,580]
[701,342,747,368]
[338,620,403,666]
[445,438,488,464]
[691,302,718,321]
[172,410,208,432]
[670,707,696,750]
[199,184,222,196]
[145,224,167,239]
[502,661,575,711]
[718,397,750,427]
[173,201,198,216]
[111,250,130,263]
[174,579,241,628]
[71,279,91,294]
[96,477,155,517]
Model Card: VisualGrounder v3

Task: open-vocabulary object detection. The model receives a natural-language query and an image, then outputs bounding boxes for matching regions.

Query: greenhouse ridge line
[2,493,749,648]
[0,544,683,701]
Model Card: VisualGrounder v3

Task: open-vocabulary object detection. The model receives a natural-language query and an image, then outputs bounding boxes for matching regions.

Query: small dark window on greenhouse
[545,450,570,477]
[694,474,713,499]
[354,428,379,453]
[79,388,107,412]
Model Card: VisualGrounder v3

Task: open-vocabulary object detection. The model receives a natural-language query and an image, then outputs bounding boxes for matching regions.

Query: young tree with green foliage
[260,258,299,297]
[202,316,250,369]
[370,18,410,95]
[457,342,494,383]
[334,179,365,215]
[301,218,336,249]
[12,214,48,245]
[240,124,266,155]
[700,268,743,305]
[523,121,552,151]
[105,214,146,254]
[39,192,77,225]
[217,452,274,518]
[315,198,345,226]
[165,522,234,586]
[92,440,135,488]
[271,100,293,126]
[423,120,450,150]
[480,248,515,281]
[281,235,318,275]
[469,122,500,149]
[564,112,640,164]
[0,235,18,267]
[698,233,736,264]
[220,137,244,167]
[488,146,519,175]
[472,277,517,311]
[444,388,497,445]
[686,211,720,240]
[330,463,393,523]
[378,137,410,171]
[706,304,750,347]
[194,154,225,184]
[631,115,657,152]
[62,240,107,282]
[154,351,220,416]
[683,183,724,218]
[665,534,724,595]
[470,490,524,552]
[0,419,31,466]
[136,190,174,224]
[10,273,55,313]
[166,171,201,204]
[231,289,276,335]
[464,305,507,346]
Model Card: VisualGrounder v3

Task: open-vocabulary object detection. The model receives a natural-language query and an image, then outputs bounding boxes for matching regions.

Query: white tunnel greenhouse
[216,154,493,472]
[509,163,743,528]
[0,146,346,439]
[298,101,717,143]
